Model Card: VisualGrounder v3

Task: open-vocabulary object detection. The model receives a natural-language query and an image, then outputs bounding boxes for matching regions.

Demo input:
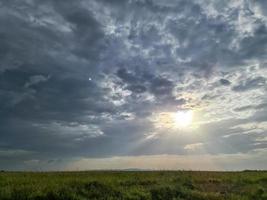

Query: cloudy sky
[1,0,267,171]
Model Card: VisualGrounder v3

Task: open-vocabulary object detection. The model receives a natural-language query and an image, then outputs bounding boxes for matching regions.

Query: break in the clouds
[1,0,267,171]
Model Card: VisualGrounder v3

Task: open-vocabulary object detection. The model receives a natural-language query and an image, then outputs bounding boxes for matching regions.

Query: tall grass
[0,171,267,200]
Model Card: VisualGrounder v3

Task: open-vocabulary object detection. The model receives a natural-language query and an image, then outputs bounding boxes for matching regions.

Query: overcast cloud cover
[1,0,267,170]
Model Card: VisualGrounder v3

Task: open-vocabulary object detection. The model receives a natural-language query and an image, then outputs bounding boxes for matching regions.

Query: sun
[173,110,193,128]
[151,110,194,130]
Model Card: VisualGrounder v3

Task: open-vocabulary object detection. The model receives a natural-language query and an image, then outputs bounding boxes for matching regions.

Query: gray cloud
[232,76,266,92]
[24,75,50,88]
[1,0,267,170]
[219,78,231,86]
[234,103,267,112]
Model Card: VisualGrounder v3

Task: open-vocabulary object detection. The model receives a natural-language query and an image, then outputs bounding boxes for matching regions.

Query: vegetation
[0,171,267,200]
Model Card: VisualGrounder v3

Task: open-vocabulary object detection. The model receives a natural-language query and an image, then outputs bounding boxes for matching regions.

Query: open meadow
[0,171,267,200]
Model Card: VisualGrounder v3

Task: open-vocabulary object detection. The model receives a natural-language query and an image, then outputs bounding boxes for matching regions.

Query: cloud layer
[1,0,267,170]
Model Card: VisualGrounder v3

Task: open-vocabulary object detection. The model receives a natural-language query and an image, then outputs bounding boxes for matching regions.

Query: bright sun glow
[174,110,193,128]
[151,111,194,130]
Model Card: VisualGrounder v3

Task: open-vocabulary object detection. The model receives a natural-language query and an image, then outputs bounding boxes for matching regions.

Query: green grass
[0,171,267,200]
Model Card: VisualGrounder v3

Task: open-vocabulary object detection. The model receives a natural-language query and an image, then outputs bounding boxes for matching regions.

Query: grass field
[0,171,267,200]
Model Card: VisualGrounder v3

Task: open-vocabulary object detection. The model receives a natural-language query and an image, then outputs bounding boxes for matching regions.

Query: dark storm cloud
[150,77,174,96]
[0,0,105,74]
[126,84,147,93]
[114,67,186,120]
[116,67,187,114]
[0,0,114,119]
[50,0,105,60]
[1,0,267,170]
[0,0,115,167]
[117,68,137,84]
[0,69,115,123]
[237,25,267,60]
[219,79,231,86]
[116,68,177,100]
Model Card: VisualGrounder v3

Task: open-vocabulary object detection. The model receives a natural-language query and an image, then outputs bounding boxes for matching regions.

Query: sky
[1,0,267,171]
